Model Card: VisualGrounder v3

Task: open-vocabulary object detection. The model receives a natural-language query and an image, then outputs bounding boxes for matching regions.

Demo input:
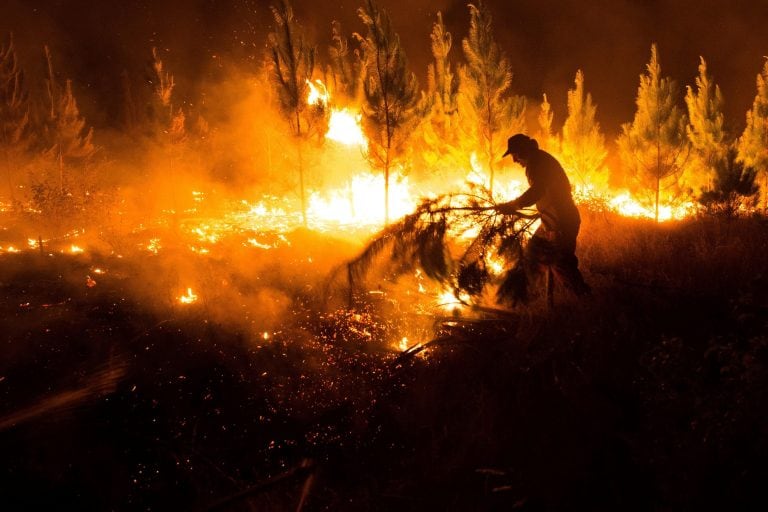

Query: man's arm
[495,177,544,214]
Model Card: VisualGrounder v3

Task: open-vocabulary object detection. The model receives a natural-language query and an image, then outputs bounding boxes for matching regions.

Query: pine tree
[0,33,31,204]
[699,146,758,217]
[268,0,325,227]
[33,46,97,233]
[355,0,420,225]
[561,70,607,190]
[536,93,556,152]
[685,57,726,192]
[327,20,362,106]
[42,46,96,194]
[617,45,689,222]
[427,12,459,135]
[736,58,768,208]
[459,0,526,196]
[414,11,463,181]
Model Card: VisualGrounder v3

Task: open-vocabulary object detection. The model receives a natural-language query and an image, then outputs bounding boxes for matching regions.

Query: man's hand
[495,200,520,215]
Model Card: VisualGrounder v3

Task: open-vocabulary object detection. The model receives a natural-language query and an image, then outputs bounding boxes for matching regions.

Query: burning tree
[736,58,768,208]
[0,33,31,206]
[685,57,727,193]
[33,46,97,233]
[268,0,326,227]
[560,70,607,190]
[618,44,690,222]
[355,0,421,225]
[460,0,526,196]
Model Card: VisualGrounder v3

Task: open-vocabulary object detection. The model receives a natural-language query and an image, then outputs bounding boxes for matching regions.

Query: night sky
[2,0,767,138]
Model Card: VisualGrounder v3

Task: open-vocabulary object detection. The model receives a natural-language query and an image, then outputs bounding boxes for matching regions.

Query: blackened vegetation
[1,214,768,510]
[345,192,539,305]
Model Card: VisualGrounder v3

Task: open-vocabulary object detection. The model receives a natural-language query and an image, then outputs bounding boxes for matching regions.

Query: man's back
[525,149,580,232]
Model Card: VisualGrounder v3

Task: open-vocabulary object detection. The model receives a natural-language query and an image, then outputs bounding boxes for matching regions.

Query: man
[496,133,591,298]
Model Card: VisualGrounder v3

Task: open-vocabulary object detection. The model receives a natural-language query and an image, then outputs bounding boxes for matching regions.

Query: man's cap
[502,133,538,158]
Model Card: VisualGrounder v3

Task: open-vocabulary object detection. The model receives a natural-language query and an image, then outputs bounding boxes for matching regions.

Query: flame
[179,287,198,304]
[326,109,367,148]
[437,289,467,314]
[70,244,84,254]
[306,79,329,107]
[608,192,695,221]
[308,171,415,227]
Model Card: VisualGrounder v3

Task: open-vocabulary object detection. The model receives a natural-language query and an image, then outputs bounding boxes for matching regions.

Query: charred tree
[618,44,690,222]
[355,0,420,226]
[459,0,525,196]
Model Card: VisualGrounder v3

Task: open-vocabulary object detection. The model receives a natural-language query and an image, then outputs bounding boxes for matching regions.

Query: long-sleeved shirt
[515,149,580,234]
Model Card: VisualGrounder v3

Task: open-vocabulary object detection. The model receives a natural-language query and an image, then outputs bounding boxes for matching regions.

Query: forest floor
[1,212,768,511]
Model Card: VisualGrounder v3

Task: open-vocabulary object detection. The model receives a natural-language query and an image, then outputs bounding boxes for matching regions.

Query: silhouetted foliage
[345,190,538,305]
[0,32,32,205]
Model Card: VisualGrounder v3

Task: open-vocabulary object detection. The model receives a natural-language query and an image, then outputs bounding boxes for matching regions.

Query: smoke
[3,0,767,137]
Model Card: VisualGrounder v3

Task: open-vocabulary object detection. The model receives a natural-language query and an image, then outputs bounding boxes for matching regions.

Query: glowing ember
[398,336,410,351]
[262,332,270,341]
[146,238,161,254]
[70,245,84,254]
[179,288,198,304]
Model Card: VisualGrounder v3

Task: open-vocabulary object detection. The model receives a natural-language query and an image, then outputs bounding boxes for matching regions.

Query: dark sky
[2,0,767,137]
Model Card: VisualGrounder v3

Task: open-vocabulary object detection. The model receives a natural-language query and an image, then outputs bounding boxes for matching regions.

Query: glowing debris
[179,288,198,304]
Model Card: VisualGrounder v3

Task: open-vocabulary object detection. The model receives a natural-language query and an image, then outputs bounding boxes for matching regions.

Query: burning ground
[2,211,768,510]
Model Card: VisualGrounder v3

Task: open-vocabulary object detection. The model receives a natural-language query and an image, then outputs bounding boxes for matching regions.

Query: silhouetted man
[496,133,590,299]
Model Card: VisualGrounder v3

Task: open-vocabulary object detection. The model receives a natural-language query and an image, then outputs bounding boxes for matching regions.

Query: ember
[178,287,198,304]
